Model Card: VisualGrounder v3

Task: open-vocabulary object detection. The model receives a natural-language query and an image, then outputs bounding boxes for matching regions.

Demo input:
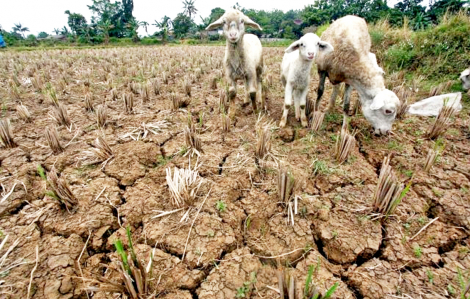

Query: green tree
[53,28,60,35]
[209,7,225,22]
[122,0,134,23]
[428,0,469,23]
[183,0,198,19]
[153,16,172,43]
[65,10,87,36]
[173,13,194,38]
[37,32,49,38]
[87,0,125,37]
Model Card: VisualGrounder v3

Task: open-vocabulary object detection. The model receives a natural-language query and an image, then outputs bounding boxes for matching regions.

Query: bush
[372,11,470,81]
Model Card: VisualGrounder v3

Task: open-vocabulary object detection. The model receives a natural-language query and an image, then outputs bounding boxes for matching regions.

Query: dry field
[0,46,469,299]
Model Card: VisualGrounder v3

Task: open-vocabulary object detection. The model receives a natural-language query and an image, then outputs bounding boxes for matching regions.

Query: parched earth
[0,45,469,298]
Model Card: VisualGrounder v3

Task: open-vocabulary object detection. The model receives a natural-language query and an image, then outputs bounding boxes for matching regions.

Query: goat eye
[240,19,244,24]
[385,109,394,115]
[300,43,303,47]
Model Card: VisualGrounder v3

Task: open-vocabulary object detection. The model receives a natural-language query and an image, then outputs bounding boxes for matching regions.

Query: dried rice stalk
[221,113,230,133]
[219,88,228,113]
[92,136,113,162]
[184,123,203,156]
[183,77,192,97]
[166,165,204,207]
[334,119,356,164]
[170,93,190,110]
[255,118,272,162]
[396,99,409,119]
[47,168,77,210]
[310,111,325,132]
[120,121,170,141]
[210,76,217,90]
[277,270,296,299]
[96,105,108,128]
[85,93,94,111]
[45,126,63,154]
[16,103,31,122]
[373,155,409,217]
[427,102,456,139]
[266,74,273,87]
[141,83,150,102]
[162,71,168,84]
[110,88,118,101]
[152,79,161,95]
[278,164,296,204]
[424,148,439,173]
[0,119,17,148]
[130,82,140,94]
[305,98,315,120]
[50,103,71,127]
[123,93,134,114]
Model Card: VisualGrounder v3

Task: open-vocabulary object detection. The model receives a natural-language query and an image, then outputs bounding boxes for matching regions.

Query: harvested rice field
[0,46,469,298]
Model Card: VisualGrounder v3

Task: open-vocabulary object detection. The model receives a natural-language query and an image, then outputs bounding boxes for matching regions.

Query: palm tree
[153,16,172,44]
[140,21,149,35]
[13,23,29,38]
[53,28,60,35]
[182,0,198,19]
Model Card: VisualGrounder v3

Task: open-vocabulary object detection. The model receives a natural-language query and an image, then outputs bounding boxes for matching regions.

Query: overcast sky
[2,0,423,36]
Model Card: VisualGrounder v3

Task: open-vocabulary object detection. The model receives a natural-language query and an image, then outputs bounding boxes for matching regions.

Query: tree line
[0,0,468,46]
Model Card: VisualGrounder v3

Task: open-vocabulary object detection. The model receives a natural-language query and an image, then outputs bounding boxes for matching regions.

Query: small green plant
[418,216,427,225]
[207,230,215,238]
[37,164,47,180]
[312,160,330,176]
[303,264,339,299]
[447,284,456,296]
[457,268,470,299]
[413,245,422,258]
[178,145,189,156]
[426,269,434,284]
[215,200,227,212]
[235,272,257,298]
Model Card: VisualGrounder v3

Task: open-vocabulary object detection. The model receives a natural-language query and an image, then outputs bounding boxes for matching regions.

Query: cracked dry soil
[0,46,469,299]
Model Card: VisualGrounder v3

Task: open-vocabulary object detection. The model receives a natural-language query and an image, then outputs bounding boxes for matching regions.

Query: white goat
[315,15,400,135]
[280,33,333,128]
[460,67,470,90]
[206,9,264,112]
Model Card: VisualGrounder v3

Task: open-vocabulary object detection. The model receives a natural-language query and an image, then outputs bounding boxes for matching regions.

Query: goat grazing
[315,15,400,135]
[280,33,333,127]
[206,9,264,112]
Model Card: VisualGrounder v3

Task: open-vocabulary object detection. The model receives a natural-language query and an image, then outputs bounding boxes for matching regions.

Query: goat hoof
[279,119,287,128]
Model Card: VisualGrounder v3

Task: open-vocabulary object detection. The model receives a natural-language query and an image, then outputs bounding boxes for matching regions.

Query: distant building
[38,34,67,41]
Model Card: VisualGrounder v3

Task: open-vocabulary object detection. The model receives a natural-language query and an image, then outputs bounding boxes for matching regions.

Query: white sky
[1,0,427,36]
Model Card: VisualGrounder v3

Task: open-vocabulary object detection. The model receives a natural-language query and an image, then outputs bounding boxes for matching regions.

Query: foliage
[173,13,195,38]
[37,32,49,39]
[65,10,87,36]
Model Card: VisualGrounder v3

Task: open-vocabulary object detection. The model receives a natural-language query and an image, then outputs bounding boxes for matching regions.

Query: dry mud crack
[0,46,469,298]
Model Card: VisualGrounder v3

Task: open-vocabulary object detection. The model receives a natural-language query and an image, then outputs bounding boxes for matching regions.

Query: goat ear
[206,16,225,31]
[285,40,300,53]
[318,41,333,53]
[244,16,262,31]
[370,94,385,110]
